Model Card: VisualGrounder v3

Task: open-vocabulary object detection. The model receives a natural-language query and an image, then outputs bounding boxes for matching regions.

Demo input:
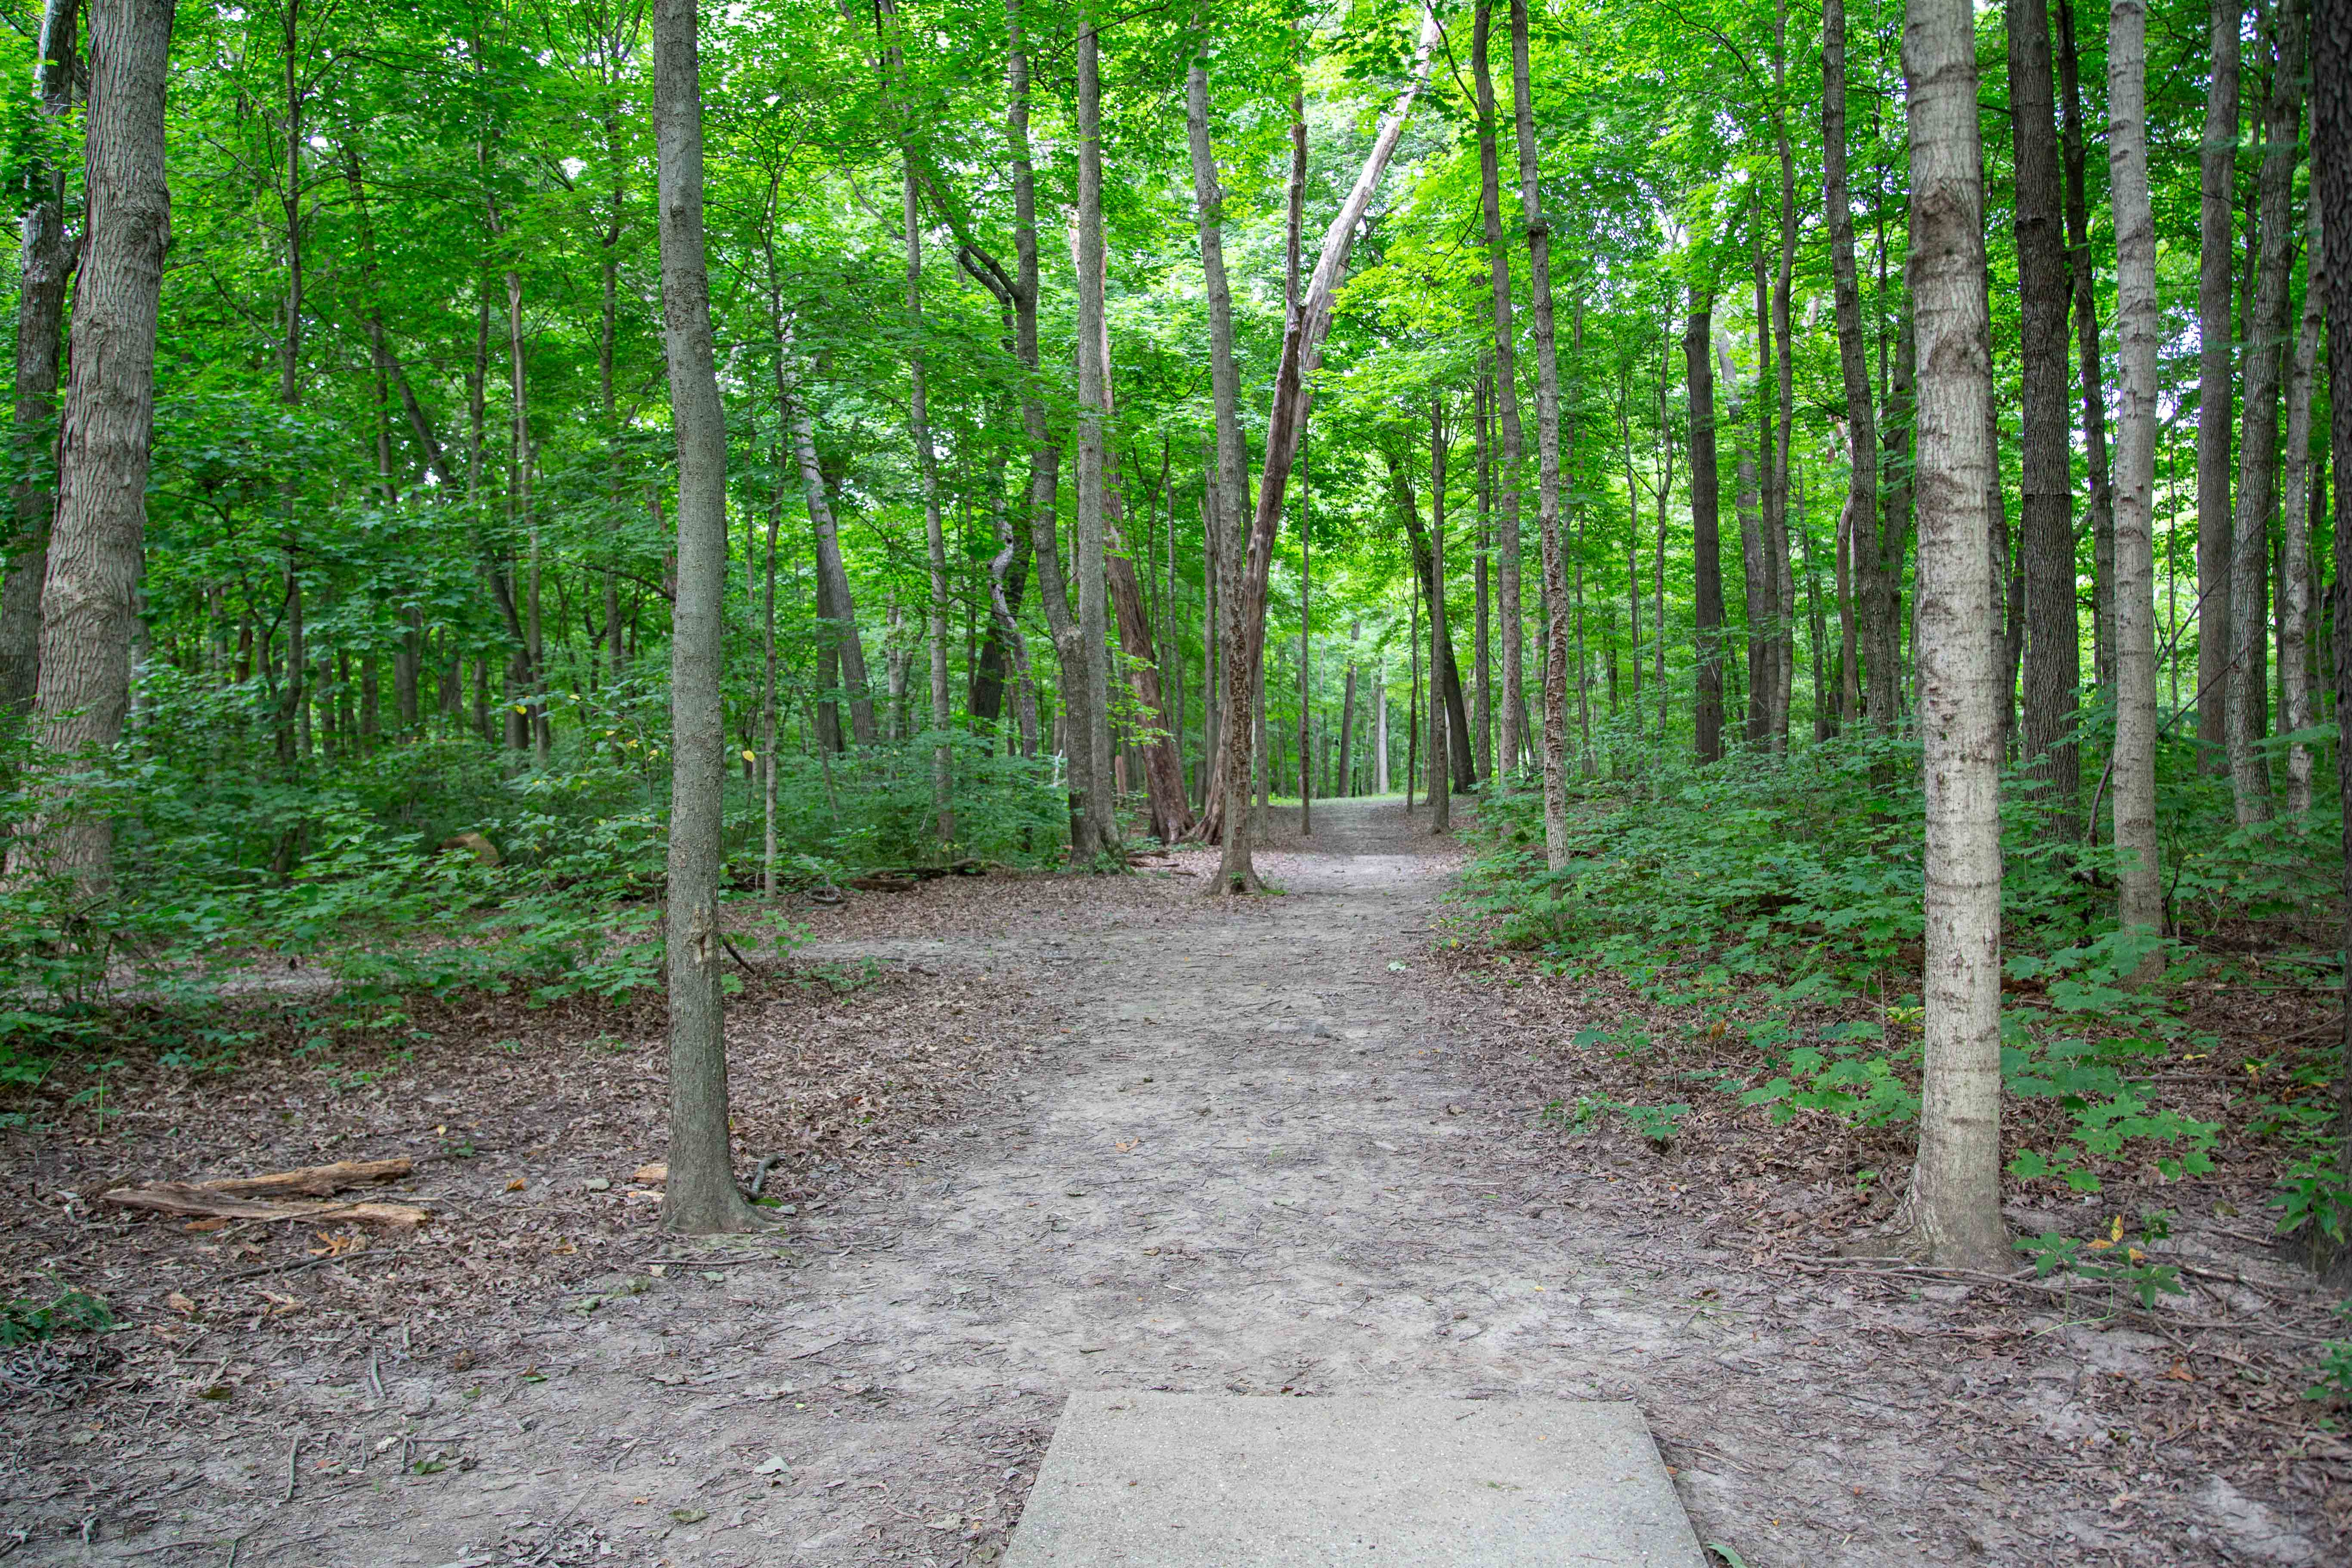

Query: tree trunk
[2307,0,2352,1281]
[1182,15,1251,855]
[2055,0,2116,699]
[1765,1,1798,755]
[1687,292,1725,761]
[1338,620,1359,796]
[2011,0,2080,832]
[2108,0,2166,946]
[1429,399,1452,833]
[1474,1,1527,780]
[1003,0,1066,799]
[2196,0,2244,770]
[18,0,173,892]
[1473,373,1494,779]
[1509,0,1572,865]
[2278,220,2321,818]
[651,0,755,1235]
[1374,668,1389,794]
[1903,0,2008,1272]
[1073,16,1117,859]
[2225,0,2302,826]
[1,0,78,715]
[1299,421,1314,832]
[790,395,876,747]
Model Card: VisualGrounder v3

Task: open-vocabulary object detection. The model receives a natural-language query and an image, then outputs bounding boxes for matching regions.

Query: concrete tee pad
[1002,1392,1709,1566]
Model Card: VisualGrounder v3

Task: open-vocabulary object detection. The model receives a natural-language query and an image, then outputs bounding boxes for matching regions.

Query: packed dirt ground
[3,795,2346,1565]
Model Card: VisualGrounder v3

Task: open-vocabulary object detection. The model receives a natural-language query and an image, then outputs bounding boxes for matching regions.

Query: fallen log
[194,1158,413,1199]
[98,1158,427,1230]
[101,1185,430,1230]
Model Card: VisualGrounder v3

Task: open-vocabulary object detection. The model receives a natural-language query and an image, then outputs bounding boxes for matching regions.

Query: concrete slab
[1002,1393,1709,1566]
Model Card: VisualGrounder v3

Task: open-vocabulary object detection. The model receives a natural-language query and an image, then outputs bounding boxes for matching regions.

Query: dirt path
[19,797,2329,1566]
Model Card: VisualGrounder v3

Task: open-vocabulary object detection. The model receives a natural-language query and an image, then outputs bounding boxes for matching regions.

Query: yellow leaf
[742,749,757,763]
[2111,1216,2125,1242]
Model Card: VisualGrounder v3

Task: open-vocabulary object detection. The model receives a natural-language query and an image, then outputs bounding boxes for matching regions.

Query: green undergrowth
[1463,721,2348,1253]
[0,673,1069,1104]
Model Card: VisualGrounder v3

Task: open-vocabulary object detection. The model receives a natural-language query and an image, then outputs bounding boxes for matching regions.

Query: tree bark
[1509,0,1571,865]
[2196,0,2244,770]
[19,0,173,892]
[1072,15,1117,859]
[2278,219,2321,817]
[1765,0,1798,755]
[1182,18,1250,852]
[1686,292,1725,761]
[1391,450,1474,796]
[651,0,755,1234]
[2108,0,2166,946]
[1474,1,1527,779]
[2225,0,2302,826]
[2011,0,2080,832]
[2,0,78,715]
[1338,619,1359,796]
[1428,399,1451,832]
[2307,0,2352,1281]
[789,393,877,747]
[1903,0,2008,1272]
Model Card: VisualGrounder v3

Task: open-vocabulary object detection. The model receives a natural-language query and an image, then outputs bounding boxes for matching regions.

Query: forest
[1,0,2351,1558]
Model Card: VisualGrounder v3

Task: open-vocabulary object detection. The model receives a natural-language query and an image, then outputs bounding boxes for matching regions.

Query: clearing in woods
[4,797,2327,1566]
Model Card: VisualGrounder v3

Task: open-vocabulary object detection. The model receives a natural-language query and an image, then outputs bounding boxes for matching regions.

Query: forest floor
[3,795,2347,1567]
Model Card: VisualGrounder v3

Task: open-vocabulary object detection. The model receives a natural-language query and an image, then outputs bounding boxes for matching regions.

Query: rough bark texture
[1510,0,1571,867]
[2224,0,2302,826]
[2107,0,2169,943]
[1391,455,1475,795]
[2278,224,2321,817]
[1686,294,1724,763]
[1,0,78,714]
[1474,1,1526,779]
[652,0,755,1234]
[20,0,174,892]
[2309,0,2352,1281]
[2010,0,2080,832]
[1902,0,2008,1273]
[2195,0,2243,768]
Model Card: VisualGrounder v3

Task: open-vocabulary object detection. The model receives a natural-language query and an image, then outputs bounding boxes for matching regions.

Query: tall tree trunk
[1004,0,1067,798]
[1509,0,1571,864]
[652,0,754,1236]
[17,0,173,891]
[1729,310,1766,745]
[1374,665,1389,794]
[1182,14,1250,850]
[1765,0,1798,755]
[2,0,78,715]
[1428,399,1452,831]
[1687,291,1725,761]
[1474,1,1527,779]
[1205,3,1440,890]
[2196,0,2244,770]
[1903,0,2008,1272]
[1473,372,1494,778]
[1299,421,1313,832]
[1072,15,1117,858]
[2055,0,2116,699]
[2225,0,2303,826]
[2012,0,2080,832]
[2108,0,2166,947]
[1338,619,1359,796]
[2307,0,2352,1282]
[2278,222,2321,818]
